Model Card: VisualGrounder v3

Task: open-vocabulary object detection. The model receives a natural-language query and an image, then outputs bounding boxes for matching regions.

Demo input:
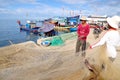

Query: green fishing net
[50,36,64,46]
[42,32,77,46]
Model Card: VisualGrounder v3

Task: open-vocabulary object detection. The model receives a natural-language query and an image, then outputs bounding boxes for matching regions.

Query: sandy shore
[0,29,120,80]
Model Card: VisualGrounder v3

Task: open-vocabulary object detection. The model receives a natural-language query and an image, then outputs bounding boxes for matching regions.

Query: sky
[0,0,120,20]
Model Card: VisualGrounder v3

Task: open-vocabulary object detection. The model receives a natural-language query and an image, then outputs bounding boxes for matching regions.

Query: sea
[0,19,42,48]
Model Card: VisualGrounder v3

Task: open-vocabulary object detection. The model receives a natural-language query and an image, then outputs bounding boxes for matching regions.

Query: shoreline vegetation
[0,29,120,80]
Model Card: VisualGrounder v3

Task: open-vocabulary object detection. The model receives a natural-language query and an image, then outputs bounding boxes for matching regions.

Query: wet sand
[0,29,120,80]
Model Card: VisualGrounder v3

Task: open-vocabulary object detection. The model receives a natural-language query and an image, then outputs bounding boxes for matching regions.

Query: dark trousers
[76,38,86,53]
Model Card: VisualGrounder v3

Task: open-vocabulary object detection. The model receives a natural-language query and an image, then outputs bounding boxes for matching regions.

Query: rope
[8,40,14,45]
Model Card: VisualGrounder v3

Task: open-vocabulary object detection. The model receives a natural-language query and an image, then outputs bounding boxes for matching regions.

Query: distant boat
[54,26,77,33]
[66,15,80,26]
[69,27,77,32]
[17,20,40,34]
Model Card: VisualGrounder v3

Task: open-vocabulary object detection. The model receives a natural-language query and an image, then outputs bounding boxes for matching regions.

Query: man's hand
[79,36,85,38]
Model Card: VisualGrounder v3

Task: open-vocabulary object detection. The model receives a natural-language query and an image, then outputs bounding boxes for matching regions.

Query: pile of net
[37,32,77,46]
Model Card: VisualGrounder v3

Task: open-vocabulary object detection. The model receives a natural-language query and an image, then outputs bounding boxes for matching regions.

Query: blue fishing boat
[17,20,40,34]
[66,15,79,26]
[69,27,77,32]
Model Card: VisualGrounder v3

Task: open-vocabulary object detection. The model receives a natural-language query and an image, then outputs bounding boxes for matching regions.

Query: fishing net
[60,32,77,41]
[50,36,64,46]
[2,29,120,80]
[38,32,77,46]
[50,32,77,46]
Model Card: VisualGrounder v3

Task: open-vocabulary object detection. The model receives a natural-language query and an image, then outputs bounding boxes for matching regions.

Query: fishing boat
[54,26,77,33]
[17,20,40,34]
[69,27,77,32]
[66,15,79,26]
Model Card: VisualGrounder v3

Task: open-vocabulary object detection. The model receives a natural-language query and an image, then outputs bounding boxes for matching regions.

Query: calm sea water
[0,19,40,47]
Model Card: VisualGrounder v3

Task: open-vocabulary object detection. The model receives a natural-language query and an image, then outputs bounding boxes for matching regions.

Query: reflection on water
[25,31,40,41]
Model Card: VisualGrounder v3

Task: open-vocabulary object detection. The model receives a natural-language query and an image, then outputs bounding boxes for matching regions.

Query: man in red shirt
[75,16,90,57]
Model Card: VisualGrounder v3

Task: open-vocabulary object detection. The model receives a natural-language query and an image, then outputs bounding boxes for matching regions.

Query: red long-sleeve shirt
[77,24,90,40]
